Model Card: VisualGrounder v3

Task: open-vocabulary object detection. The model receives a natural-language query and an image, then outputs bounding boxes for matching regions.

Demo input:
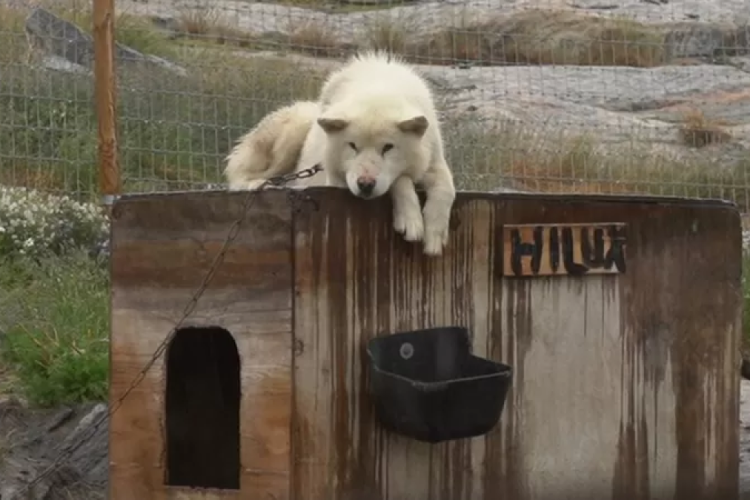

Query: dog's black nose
[356,178,375,196]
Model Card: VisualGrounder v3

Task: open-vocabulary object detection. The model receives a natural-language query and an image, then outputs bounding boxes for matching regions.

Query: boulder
[24,8,186,76]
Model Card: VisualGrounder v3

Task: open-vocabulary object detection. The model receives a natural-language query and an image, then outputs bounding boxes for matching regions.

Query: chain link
[9,164,323,499]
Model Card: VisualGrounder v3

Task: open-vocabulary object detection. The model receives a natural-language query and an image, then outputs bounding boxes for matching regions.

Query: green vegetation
[0,6,323,199]
[0,251,109,407]
[444,118,747,208]
[0,4,741,203]
[744,252,750,351]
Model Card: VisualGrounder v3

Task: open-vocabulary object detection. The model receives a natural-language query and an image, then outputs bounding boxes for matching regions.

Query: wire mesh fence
[3,2,750,496]
[1,0,750,210]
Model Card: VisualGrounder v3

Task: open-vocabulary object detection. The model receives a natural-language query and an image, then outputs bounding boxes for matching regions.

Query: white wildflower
[0,185,110,259]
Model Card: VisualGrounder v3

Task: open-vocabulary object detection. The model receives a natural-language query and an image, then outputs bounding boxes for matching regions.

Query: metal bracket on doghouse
[286,190,320,214]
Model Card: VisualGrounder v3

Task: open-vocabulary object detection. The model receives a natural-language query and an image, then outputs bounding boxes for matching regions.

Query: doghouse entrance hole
[165,326,240,490]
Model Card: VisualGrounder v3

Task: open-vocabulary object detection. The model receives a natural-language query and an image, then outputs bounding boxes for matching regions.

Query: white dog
[223,52,456,256]
[297,51,456,256]
[223,100,322,190]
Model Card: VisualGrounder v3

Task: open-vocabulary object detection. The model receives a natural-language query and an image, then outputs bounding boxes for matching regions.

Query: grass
[157,7,669,67]
[0,3,747,205]
[0,1,675,201]
[38,4,668,68]
[229,9,667,68]
[287,20,345,57]
[0,251,109,408]
[442,117,750,209]
[0,5,323,199]
[679,108,732,148]
[0,6,30,65]
[265,0,411,12]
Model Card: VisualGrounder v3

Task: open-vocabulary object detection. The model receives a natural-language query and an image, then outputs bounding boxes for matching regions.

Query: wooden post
[92,0,120,208]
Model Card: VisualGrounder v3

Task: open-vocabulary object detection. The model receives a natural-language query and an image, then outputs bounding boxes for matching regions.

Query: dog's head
[317,101,430,199]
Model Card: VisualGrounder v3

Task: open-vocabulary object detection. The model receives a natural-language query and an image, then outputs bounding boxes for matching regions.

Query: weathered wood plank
[490,195,741,500]
[504,277,626,499]
[109,187,741,500]
[292,188,741,500]
[293,193,496,500]
[109,190,293,500]
[111,190,291,289]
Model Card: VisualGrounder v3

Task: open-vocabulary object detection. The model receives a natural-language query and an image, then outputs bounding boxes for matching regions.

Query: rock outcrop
[25,7,186,75]
[0,399,108,500]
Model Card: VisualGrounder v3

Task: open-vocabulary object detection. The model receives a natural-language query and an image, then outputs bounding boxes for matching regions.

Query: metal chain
[9,164,323,499]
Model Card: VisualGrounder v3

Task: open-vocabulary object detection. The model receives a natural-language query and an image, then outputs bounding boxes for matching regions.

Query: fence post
[92,0,120,208]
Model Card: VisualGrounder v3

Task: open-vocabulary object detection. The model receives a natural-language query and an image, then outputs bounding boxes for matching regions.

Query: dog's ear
[318,117,350,134]
[397,115,429,136]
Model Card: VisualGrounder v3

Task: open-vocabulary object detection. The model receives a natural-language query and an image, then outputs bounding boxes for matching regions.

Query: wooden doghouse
[109,188,742,500]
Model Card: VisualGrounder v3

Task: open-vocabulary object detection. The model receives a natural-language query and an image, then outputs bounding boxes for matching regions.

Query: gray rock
[40,54,92,74]
[0,400,108,500]
[664,22,750,59]
[117,0,750,42]
[664,22,734,58]
[24,7,186,76]
[24,7,96,69]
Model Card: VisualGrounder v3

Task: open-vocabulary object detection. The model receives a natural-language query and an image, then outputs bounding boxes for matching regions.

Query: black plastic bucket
[365,326,513,443]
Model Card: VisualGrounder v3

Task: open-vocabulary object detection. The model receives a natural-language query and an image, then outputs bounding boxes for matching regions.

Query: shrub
[0,186,109,259]
[679,108,732,148]
[401,10,665,67]
[0,251,109,407]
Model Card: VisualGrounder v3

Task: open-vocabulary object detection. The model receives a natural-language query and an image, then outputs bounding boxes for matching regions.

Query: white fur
[297,50,456,256]
[223,100,324,190]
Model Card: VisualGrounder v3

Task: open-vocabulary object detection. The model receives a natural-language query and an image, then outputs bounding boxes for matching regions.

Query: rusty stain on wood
[502,223,627,277]
[110,188,741,500]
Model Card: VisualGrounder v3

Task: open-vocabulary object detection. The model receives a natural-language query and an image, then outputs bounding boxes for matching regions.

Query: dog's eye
[348,142,358,152]
[382,143,394,155]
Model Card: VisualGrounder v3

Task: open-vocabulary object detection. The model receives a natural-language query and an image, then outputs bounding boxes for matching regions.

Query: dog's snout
[356,177,376,196]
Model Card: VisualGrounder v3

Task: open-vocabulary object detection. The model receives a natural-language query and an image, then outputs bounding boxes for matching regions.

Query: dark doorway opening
[165,326,241,490]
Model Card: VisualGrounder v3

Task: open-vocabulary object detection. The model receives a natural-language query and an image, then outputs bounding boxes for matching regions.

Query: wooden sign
[503,223,627,277]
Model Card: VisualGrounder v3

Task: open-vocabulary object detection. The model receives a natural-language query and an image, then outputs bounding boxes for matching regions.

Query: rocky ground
[0,399,108,499]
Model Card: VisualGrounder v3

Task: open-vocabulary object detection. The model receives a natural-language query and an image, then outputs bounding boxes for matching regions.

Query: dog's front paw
[423,226,449,256]
[393,208,425,243]
[422,209,450,256]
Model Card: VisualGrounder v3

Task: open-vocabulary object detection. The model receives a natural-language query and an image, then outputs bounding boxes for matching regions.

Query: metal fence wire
[1,0,750,210]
